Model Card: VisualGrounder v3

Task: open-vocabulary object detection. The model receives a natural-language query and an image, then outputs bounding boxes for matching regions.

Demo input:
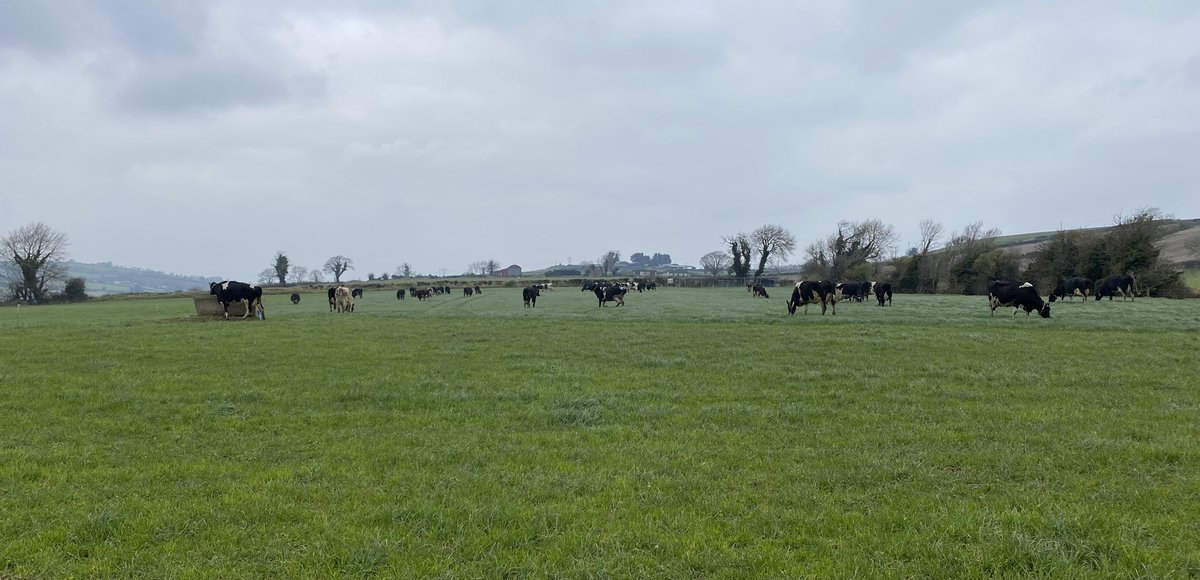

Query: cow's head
[1038,304,1052,318]
[786,298,797,315]
[1048,294,1057,303]
[209,282,220,295]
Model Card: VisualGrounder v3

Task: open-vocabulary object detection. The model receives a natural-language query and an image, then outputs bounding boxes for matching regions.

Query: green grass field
[2,289,1199,578]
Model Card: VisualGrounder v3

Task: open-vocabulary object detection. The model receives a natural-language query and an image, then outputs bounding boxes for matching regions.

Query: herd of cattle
[207,273,1138,320]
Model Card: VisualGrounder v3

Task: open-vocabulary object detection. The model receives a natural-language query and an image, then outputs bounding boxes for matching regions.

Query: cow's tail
[255,291,266,320]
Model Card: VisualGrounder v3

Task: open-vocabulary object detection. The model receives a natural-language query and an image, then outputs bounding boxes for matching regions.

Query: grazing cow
[645,282,657,291]
[396,289,406,300]
[474,286,482,295]
[290,293,301,305]
[328,286,337,311]
[785,281,837,315]
[464,287,474,296]
[209,281,265,320]
[414,288,433,300]
[595,285,626,307]
[874,282,893,306]
[1095,274,1135,301]
[988,280,1050,318]
[522,286,540,307]
[1048,277,1091,302]
[835,282,864,303]
[751,284,769,298]
[334,285,354,313]
[351,288,364,299]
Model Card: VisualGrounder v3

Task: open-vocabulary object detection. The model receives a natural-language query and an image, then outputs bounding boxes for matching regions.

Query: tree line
[4,210,1197,303]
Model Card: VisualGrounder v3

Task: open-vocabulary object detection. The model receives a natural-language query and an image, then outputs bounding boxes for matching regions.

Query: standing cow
[988,280,1050,318]
[290,293,301,305]
[595,285,626,307]
[751,284,769,298]
[396,289,406,300]
[328,287,338,311]
[334,286,354,313]
[1095,274,1136,301]
[874,282,893,306]
[209,281,265,320]
[786,281,837,315]
[522,286,540,307]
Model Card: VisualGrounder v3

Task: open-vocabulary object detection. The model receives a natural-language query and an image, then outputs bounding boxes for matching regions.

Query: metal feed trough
[193,295,251,318]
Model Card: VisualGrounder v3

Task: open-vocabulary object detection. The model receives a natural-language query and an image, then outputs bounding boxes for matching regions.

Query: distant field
[1185,269,1200,292]
[2,289,1199,578]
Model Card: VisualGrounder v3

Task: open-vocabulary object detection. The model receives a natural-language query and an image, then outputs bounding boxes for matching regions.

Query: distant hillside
[66,261,218,296]
[991,218,1200,267]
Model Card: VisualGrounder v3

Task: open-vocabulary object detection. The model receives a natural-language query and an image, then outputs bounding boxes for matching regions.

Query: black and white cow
[464,287,474,296]
[522,286,540,307]
[1095,274,1135,301]
[874,282,893,306]
[474,286,482,295]
[751,284,769,298]
[396,289,406,300]
[988,280,1050,318]
[328,286,338,311]
[351,288,364,299]
[836,282,867,303]
[1048,277,1091,302]
[595,285,626,307]
[209,281,265,319]
[290,293,301,305]
[414,288,433,300]
[785,281,837,315]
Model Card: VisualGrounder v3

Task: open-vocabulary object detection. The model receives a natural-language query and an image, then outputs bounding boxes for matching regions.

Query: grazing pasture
[2,289,1199,578]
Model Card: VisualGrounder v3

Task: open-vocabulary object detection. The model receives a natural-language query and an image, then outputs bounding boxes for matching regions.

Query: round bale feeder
[193,295,251,318]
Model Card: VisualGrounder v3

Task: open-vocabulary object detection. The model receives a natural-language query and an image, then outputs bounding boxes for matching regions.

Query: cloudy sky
[2,1,1198,280]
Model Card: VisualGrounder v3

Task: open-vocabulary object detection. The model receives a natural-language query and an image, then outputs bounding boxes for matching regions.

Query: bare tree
[324,255,354,283]
[484,259,500,276]
[309,270,325,283]
[257,268,276,285]
[599,250,621,276]
[700,251,732,278]
[749,224,797,278]
[918,219,944,254]
[290,266,309,284]
[395,263,413,278]
[272,251,289,285]
[805,219,898,280]
[467,261,486,276]
[2,222,69,303]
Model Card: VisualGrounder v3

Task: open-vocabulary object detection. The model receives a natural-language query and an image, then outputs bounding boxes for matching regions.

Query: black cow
[1048,277,1091,302]
[414,288,433,300]
[396,289,406,300]
[474,286,482,295]
[645,282,657,291]
[988,280,1050,318]
[751,284,769,298]
[209,281,265,320]
[786,281,837,315]
[351,288,364,299]
[874,282,893,306]
[1095,274,1135,301]
[328,286,337,311]
[595,285,626,307]
[522,286,540,307]
[290,293,301,305]
[464,287,474,296]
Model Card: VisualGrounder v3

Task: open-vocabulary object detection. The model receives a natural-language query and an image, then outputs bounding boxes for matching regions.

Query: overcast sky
[2,1,1198,280]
